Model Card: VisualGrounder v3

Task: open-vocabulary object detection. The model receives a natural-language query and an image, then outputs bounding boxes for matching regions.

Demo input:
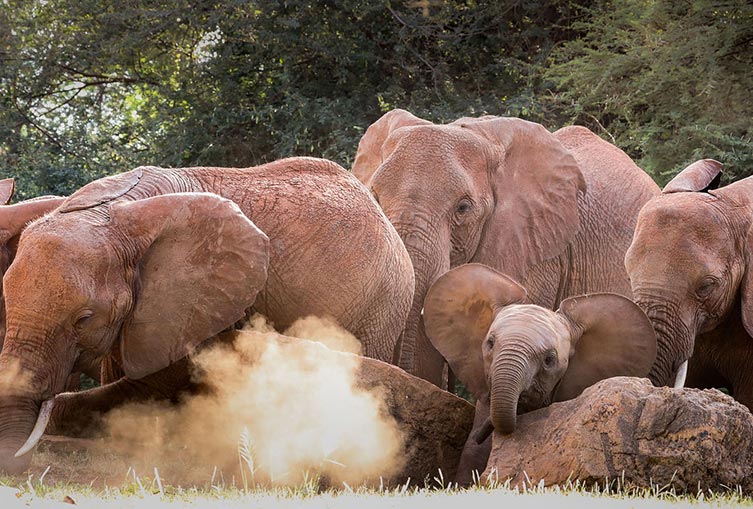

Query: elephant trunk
[633,292,694,387]
[0,394,41,474]
[0,325,74,473]
[489,346,530,434]
[392,217,450,386]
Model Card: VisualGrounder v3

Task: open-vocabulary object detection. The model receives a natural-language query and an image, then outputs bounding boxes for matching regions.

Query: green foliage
[544,0,753,184]
[0,1,578,197]
[0,1,751,196]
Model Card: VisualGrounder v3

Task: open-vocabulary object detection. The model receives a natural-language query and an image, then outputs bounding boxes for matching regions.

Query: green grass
[3,468,753,509]
[1,437,749,508]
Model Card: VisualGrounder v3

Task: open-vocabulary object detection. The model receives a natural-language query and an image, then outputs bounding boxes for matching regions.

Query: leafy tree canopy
[0,1,750,197]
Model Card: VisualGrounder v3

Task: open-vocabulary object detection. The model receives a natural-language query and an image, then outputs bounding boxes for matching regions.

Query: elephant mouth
[517,391,544,415]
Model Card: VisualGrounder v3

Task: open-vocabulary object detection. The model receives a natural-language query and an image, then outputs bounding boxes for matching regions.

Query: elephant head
[0,179,65,349]
[423,264,656,435]
[0,173,269,473]
[353,109,586,384]
[625,159,753,387]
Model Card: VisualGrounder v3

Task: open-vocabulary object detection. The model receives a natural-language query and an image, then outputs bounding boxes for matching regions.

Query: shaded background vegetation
[0,0,751,198]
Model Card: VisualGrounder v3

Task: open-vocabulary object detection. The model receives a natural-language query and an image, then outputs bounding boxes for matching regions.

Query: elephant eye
[74,311,93,328]
[696,277,719,299]
[544,349,557,368]
[455,198,473,216]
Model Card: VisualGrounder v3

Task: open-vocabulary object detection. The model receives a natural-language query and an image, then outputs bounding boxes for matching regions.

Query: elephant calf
[423,264,657,485]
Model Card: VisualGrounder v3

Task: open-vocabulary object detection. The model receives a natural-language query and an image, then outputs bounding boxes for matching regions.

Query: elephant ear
[0,196,66,266]
[459,117,587,281]
[60,167,147,213]
[423,263,527,399]
[662,159,723,194]
[352,109,432,186]
[110,192,270,379]
[0,178,15,205]
[554,293,657,402]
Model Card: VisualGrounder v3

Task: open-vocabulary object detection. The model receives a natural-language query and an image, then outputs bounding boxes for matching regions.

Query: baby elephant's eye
[485,335,496,348]
[544,349,557,368]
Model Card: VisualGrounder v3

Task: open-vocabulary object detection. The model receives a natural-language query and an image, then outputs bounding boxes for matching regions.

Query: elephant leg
[454,399,492,486]
[47,357,195,438]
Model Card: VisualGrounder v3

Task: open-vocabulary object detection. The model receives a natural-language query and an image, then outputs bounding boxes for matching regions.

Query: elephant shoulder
[554,125,659,199]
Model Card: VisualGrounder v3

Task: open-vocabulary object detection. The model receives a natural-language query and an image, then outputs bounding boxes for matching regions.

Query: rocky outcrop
[355,353,474,484]
[484,377,753,493]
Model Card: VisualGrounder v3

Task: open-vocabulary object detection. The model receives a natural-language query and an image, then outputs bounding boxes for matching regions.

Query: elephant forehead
[491,305,568,347]
[630,194,736,268]
[638,194,730,239]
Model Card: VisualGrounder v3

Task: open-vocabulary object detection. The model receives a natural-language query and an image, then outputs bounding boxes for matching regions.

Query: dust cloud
[0,358,32,393]
[101,315,405,488]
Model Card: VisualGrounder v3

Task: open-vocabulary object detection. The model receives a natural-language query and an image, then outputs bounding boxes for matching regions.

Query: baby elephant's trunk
[489,351,528,434]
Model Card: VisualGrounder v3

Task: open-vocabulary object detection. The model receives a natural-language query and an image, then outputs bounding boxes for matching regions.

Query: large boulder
[355,352,474,484]
[484,377,753,493]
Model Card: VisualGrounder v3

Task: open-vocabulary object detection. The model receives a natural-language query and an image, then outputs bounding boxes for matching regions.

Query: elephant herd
[0,109,749,484]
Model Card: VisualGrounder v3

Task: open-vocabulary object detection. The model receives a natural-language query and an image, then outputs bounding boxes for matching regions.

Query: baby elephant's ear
[423,263,527,399]
[554,293,657,402]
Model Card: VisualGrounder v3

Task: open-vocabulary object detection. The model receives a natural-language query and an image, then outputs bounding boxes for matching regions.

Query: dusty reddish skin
[353,110,659,483]
[0,181,66,352]
[0,157,414,474]
[625,160,753,410]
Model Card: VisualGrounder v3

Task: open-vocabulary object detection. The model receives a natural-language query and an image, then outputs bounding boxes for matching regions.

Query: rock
[355,354,474,485]
[483,377,753,493]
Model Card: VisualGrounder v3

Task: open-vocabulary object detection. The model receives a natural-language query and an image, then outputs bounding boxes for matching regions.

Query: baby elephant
[423,263,656,482]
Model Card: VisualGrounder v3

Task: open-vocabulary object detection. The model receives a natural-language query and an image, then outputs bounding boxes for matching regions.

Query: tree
[0,1,580,198]
[544,0,753,184]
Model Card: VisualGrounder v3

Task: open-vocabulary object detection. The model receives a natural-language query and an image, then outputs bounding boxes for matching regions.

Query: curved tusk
[673,360,688,389]
[14,399,55,458]
[470,416,494,444]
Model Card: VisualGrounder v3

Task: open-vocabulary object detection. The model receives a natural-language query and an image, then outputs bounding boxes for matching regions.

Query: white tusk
[14,399,54,458]
[673,360,688,389]
[420,307,424,317]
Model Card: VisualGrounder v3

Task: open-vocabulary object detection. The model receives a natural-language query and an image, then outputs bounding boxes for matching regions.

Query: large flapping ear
[423,263,527,399]
[351,109,432,186]
[554,293,657,402]
[0,196,66,262]
[60,167,147,213]
[111,192,270,379]
[459,117,587,281]
[662,159,722,194]
[0,178,15,204]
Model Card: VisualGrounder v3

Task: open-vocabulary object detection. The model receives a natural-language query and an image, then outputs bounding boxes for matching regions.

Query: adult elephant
[352,109,659,387]
[625,159,753,406]
[0,157,414,474]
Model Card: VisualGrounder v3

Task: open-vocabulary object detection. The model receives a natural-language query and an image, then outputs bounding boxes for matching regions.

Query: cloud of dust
[0,357,32,394]
[101,315,404,488]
